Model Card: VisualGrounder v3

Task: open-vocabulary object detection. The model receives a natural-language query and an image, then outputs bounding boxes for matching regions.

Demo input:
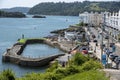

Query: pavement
[57,53,72,62]
[104,69,120,80]
[89,27,120,56]
[86,27,120,80]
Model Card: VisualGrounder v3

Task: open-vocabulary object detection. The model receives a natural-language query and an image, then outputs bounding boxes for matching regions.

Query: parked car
[82,50,88,54]
[110,43,115,47]
[100,44,106,49]
[80,46,89,51]
[93,39,97,42]
[80,46,89,54]
[105,35,109,39]
[106,50,112,56]
[88,50,94,54]
[114,56,120,64]
[109,54,118,61]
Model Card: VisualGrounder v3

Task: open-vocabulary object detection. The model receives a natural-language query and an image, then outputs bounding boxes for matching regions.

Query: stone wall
[19,54,64,67]
[2,38,65,67]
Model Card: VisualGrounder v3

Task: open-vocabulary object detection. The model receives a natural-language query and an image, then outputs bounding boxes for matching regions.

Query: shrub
[0,69,15,80]
[82,59,103,71]
[47,61,59,72]
[71,53,89,66]
[55,65,80,78]
[44,72,64,80]
[55,68,68,76]
[66,65,80,75]
[17,73,44,80]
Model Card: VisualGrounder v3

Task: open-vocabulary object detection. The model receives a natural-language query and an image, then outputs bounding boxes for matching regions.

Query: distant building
[79,12,89,24]
[79,10,120,39]
[103,10,120,39]
[64,31,77,41]
[79,12,102,27]
[64,31,86,42]
[103,10,120,30]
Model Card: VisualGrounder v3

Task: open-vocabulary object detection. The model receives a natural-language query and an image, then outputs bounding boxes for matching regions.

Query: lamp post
[101,23,103,63]
[106,26,109,68]
[101,13,106,63]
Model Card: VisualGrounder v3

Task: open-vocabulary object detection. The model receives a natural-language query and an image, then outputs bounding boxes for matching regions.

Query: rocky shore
[50,25,85,35]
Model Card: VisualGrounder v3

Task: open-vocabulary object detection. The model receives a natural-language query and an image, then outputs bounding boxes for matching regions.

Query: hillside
[28,1,120,16]
[1,7,30,13]
[0,10,26,18]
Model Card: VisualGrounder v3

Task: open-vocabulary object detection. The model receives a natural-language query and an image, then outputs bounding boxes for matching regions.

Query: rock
[32,15,46,18]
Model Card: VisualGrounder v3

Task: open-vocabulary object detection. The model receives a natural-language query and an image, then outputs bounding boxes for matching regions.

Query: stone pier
[2,38,65,67]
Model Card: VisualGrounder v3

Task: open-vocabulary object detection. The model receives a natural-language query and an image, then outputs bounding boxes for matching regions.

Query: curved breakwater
[2,38,65,67]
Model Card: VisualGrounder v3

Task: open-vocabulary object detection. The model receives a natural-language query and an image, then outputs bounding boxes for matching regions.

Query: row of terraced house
[79,10,120,40]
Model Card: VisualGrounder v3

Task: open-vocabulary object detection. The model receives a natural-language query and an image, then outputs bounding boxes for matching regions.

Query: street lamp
[100,23,103,63]
[106,26,110,68]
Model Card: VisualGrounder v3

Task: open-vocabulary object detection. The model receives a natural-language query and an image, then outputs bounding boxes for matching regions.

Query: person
[116,61,119,69]
[22,34,24,39]
[94,46,96,53]
[62,61,65,67]
[112,45,116,53]
[96,42,98,46]
[98,35,100,39]
[102,52,107,67]
[87,41,89,45]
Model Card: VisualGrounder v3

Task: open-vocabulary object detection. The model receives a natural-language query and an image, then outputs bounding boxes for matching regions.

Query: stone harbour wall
[2,38,65,67]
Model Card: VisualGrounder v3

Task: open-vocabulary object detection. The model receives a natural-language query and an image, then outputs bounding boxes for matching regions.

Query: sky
[0,0,118,9]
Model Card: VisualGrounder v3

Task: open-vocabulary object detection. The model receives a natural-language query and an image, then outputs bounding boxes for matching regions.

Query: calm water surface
[22,44,63,58]
[0,15,79,76]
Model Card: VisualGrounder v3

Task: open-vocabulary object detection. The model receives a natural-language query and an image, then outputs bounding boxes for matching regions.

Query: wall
[2,38,65,67]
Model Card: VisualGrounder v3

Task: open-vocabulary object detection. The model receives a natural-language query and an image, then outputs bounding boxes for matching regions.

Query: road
[88,27,120,80]
[89,27,120,56]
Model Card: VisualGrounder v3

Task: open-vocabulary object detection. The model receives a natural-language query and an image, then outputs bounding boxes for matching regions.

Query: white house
[79,12,89,24]
[64,31,77,41]
[103,10,120,39]
[79,12,102,27]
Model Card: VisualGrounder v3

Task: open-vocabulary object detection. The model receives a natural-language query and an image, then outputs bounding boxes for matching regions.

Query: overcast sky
[0,0,118,9]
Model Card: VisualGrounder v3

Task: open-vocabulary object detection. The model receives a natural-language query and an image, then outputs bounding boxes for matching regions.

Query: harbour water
[22,44,63,58]
[0,15,79,76]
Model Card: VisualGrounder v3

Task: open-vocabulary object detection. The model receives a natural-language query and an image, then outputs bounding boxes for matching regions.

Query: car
[80,46,89,51]
[109,54,118,61]
[100,44,106,48]
[80,46,89,54]
[110,43,115,47]
[82,50,88,54]
[105,35,109,39]
[88,50,94,54]
[106,50,112,56]
[114,56,120,64]
[93,39,97,42]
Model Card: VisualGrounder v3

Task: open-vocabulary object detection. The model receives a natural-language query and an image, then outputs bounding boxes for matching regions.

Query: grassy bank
[62,70,108,80]
[18,38,46,44]
[0,53,109,80]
